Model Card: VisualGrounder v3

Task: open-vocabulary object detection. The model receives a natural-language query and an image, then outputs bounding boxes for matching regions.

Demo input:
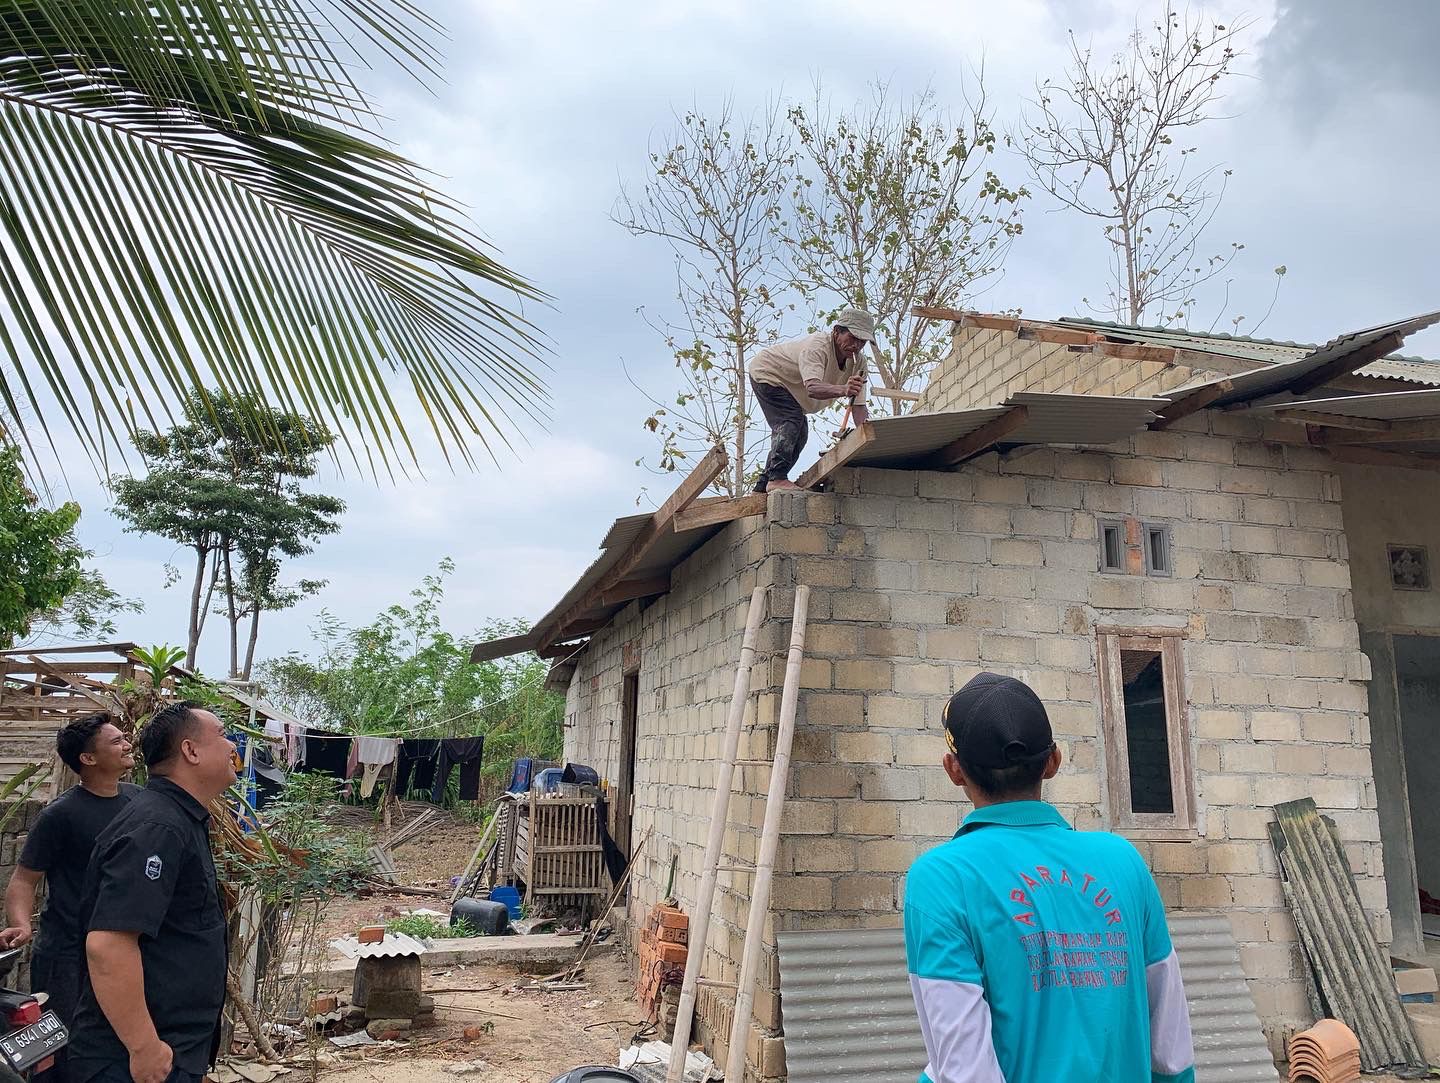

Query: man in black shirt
[1,715,137,1083]
[68,702,237,1083]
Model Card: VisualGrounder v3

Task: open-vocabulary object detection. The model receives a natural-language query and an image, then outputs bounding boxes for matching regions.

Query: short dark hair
[956,749,1050,800]
[141,701,208,769]
[56,714,112,774]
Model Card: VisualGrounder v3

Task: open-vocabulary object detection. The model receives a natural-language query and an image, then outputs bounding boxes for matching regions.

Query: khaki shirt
[748,331,865,414]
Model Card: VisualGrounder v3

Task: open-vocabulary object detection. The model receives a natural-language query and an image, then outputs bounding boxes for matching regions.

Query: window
[1143,524,1172,577]
[1099,520,1126,573]
[1389,545,1431,591]
[1097,629,1194,835]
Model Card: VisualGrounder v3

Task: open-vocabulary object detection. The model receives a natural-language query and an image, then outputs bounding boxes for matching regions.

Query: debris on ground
[619,1040,716,1082]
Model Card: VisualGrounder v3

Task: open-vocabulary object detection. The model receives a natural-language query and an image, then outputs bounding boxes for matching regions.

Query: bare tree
[1018,9,1271,327]
[784,81,1027,411]
[614,103,794,496]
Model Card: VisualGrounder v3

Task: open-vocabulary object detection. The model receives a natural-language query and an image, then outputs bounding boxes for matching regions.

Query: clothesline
[260,638,586,741]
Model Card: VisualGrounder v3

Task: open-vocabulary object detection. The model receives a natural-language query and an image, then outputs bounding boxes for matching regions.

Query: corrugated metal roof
[1168,912,1280,1082]
[777,915,1279,1083]
[850,392,1165,469]
[329,932,430,959]
[1250,388,1440,422]
[1057,315,1440,384]
[776,927,926,1083]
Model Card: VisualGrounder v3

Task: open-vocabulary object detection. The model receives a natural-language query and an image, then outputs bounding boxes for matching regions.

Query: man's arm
[86,930,172,1083]
[905,900,1005,1083]
[0,866,42,948]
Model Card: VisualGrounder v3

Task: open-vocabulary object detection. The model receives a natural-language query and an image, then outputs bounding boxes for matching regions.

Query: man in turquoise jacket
[904,673,1195,1083]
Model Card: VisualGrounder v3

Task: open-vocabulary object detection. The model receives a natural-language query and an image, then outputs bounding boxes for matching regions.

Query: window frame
[1096,628,1196,837]
[1098,519,1127,573]
[1142,523,1173,577]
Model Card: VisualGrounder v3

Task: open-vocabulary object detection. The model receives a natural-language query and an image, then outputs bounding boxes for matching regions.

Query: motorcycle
[0,949,68,1081]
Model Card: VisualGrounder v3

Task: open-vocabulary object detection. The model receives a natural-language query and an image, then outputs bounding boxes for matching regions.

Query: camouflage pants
[751,380,809,491]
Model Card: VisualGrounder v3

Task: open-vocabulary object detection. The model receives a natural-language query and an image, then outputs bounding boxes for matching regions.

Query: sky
[35,0,1440,674]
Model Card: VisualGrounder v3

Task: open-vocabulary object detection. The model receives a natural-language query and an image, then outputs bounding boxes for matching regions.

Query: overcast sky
[47,0,1440,674]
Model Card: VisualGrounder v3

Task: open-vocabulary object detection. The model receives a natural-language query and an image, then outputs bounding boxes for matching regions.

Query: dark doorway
[615,673,639,862]
[1396,635,1440,942]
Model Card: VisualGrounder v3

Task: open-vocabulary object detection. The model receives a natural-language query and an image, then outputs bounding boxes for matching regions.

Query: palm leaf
[0,0,548,473]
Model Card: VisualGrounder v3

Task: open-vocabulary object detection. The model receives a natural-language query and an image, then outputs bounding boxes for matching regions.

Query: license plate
[0,1012,68,1072]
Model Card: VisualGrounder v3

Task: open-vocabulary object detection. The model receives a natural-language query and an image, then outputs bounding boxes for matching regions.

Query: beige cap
[834,308,876,342]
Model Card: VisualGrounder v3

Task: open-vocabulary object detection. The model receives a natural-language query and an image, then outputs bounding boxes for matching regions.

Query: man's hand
[0,923,32,949]
[127,1038,173,1083]
[845,374,865,397]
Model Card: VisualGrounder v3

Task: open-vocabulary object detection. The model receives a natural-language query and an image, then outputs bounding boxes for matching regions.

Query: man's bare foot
[767,479,803,491]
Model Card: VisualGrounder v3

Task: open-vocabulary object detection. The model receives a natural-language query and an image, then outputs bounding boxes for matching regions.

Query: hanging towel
[356,736,399,766]
[433,737,484,803]
[395,739,439,797]
[285,721,306,767]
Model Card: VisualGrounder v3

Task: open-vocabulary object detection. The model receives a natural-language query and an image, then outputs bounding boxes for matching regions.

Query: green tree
[0,0,545,472]
[0,446,85,645]
[111,390,344,675]
[260,560,562,794]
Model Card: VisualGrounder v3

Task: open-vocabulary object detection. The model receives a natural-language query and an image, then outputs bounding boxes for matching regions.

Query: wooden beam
[25,657,117,713]
[1311,417,1440,446]
[796,422,877,490]
[1018,325,1101,346]
[672,492,769,532]
[539,446,728,649]
[537,640,589,661]
[1268,409,1393,431]
[599,575,671,606]
[1151,380,1233,430]
[469,633,539,664]
[912,305,969,322]
[928,406,1029,468]
[961,313,1022,332]
[1327,446,1440,473]
[1097,341,1177,365]
[869,387,923,402]
[1287,331,1406,396]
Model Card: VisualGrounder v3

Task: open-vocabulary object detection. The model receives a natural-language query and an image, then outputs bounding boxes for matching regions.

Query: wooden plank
[25,658,117,712]
[1287,331,1406,397]
[1269,409,1393,431]
[539,447,727,650]
[795,422,877,490]
[959,313,1020,332]
[1326,446,1440,473]
[536,640,589,661]
[1018,325,1101,346]
[911,305,968,322]
[599,575,670,606]
[0,642,134,657]
[928,406,1029,468]
[869,387,923,402]
[1151,379,1233,430]
[672,492,768,532]
[1312,418,1440,446]
[1097,341,1177,365]
[468,633,538,664]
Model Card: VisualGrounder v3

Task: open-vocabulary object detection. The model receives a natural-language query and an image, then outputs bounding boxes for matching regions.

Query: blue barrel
[489,885,522,919]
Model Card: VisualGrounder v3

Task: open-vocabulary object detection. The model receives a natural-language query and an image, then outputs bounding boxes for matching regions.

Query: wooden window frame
[1096,628,1196,838]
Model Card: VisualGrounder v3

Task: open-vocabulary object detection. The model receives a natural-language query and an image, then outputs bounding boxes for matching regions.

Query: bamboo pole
[450,802,502,903]
[724,586,809,1083]
[665,587,768,1083]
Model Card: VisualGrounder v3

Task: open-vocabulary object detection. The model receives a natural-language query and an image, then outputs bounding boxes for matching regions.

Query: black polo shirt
[68,777,228,1081]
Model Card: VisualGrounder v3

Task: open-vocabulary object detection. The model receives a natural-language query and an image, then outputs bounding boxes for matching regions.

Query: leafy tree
[111,390,344,675]
[259,560,562,795]
[1017,9,1282,329]
[21,566,145,647]
[0,0,544,472]
[785,82,1027,408]
[614,103,795,495]
[0,446,85,646]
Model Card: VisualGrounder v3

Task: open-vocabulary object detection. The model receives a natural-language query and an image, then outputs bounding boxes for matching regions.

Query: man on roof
[748,308,874,492]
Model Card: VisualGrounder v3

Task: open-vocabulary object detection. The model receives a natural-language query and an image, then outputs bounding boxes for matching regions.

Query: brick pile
[637,902,689,1027]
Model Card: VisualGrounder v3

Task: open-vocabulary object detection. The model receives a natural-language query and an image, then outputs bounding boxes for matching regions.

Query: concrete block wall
[763,412,1382,1032]
[920,324,1223,412]
[0,800,46,992]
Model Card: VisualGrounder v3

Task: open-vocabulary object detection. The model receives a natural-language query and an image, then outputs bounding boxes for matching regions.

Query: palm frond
[0,0,548,473]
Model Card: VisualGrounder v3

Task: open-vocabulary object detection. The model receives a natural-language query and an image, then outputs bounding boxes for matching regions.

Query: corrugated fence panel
[778,914,1278,1083]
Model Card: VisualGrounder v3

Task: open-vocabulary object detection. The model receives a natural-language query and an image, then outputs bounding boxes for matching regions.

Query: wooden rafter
[469,633,538,664]
[928,406,1029,468]
[1310,417,1440,446]
[796,422,877,490]
[1097,341,1177,365]
[1151,380,1233,430]
[672,492,769,532]
[1286,331,1406,397]
[870,387,923,402]
[599,575,671,606]
[1269,409,1392,431]
[537,640,589,661]
[1327,446,1440,473]
[538,446,728,649]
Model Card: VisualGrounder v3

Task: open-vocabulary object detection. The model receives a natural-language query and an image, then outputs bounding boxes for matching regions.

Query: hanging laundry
[301,731,351,777]
[395,739,439,797]
[356,736,399,765]
[359,761,391,799]
[433,737,484,803]
[285,721,306,768]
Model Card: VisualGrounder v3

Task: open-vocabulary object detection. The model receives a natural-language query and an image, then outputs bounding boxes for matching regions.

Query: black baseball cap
[943,673,1055,769]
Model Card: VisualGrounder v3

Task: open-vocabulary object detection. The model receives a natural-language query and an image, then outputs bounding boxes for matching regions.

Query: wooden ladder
[666,584,811,1083]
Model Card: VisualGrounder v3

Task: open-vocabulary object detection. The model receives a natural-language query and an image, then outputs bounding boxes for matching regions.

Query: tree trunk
[222,544,239,678]
[242,605,261,681]
[186,545,208,668]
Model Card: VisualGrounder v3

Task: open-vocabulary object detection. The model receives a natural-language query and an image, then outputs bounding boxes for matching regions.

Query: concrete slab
[304,933,609,987]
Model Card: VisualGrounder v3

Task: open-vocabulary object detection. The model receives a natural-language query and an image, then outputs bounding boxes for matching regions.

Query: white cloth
[1146,949,1194,1076]
[355,735,398,766]
[909,975,1006,1083]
